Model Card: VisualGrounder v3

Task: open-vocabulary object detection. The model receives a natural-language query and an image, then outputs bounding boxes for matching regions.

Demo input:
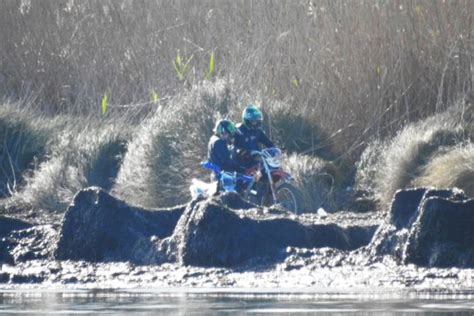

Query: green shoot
[292,77,300,88]
[376,65,381,77]
[173,50,193,81]
[205,52,215,80]
[151,90,160,104]
[101,94,108,115]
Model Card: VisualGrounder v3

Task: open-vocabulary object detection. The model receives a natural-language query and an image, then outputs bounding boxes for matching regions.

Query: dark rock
[0,248,14,265]
[404,196,474,267]
[63,276,79,284]
[159,198,377,267]
[54,187,185,263]
[0,233,15,264]
[54,187,377,267]
[367,187,472,267]
[0,272,9,283]
[10,274,44,284]
[0,216,32,238]
[366,225,402,259]
[389,188,427,229]
[390,188,465,230]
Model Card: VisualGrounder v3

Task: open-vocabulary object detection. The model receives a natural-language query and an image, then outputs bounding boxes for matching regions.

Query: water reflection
[1,289,474,315]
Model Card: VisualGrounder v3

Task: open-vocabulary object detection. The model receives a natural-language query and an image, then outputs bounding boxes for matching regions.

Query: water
[1,289,474,315]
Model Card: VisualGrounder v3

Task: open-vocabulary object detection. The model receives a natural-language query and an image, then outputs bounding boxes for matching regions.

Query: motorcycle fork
[263,162,277,204]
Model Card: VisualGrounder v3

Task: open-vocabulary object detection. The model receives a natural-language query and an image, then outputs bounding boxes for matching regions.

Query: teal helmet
[213,119,239,137]
[242,104,263,128]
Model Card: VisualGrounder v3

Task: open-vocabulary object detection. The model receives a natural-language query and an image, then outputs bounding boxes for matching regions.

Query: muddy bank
[155,196,377,267]
[367,187,474,267]
[54,188,377,267]
[1,186,473,286]
[55,187,185,263]
[0,216,33,264]
[1,256,473,289]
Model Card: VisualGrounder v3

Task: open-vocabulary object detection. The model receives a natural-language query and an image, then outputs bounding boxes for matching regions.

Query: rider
[208,119,246,175]
[234,104,275,167]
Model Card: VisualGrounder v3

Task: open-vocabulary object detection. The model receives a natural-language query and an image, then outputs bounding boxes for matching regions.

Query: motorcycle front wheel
[274,182,304,215]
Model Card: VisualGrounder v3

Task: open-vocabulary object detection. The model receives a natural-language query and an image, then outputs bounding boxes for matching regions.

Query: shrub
[413,144,474,198]
[112,80,240,208]
[284,153,340,212]
[13,122,130,211]
[265,101,335,160]
[0,104,52,197]
[371,103,472,206]
[354,139,385,196]
[1,1,472,157]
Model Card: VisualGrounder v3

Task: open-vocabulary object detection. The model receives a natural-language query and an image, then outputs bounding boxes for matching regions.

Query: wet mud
[0,186,473,290]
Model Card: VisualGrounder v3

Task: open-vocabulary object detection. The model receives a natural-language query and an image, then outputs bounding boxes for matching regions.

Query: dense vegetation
[0,1,472,213]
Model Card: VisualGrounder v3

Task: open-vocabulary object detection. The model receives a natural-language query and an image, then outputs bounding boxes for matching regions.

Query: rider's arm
[231,133,252,163]
[258,129,275,148]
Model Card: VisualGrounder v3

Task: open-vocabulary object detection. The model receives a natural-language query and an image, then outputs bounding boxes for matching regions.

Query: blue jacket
[208,135,245,173]
[234,123,275,167]
[234,123,274,151]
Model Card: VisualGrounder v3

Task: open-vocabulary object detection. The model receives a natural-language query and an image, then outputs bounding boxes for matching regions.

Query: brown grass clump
[0,103,56,197]
[112,80,239,208]
[354,101,472,207]
[12,122,130,212]
[284,153,340,212]
[413,144,474,198]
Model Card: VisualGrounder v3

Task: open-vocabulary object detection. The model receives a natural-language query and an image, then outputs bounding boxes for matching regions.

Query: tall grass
[1,80,340,212]
[111,79,345,209]
[265,100,335,160]
[413,144,474,198]
[354,139,385,195]
[1,1,473,212]
[0,101,62,197]
[1,82,471,214]
[0,100,135,212]
[355,100,473,206]
[112,80,238,208]
[11,122,131,212]
[1,0,472,159]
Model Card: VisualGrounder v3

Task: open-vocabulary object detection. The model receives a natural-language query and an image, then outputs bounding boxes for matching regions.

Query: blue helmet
[242,104,263,128]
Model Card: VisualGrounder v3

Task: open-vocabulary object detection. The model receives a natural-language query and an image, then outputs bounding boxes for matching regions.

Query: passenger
[208,119,246,175]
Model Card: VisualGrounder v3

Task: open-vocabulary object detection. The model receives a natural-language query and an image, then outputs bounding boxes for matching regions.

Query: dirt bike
[190,147,304,214]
